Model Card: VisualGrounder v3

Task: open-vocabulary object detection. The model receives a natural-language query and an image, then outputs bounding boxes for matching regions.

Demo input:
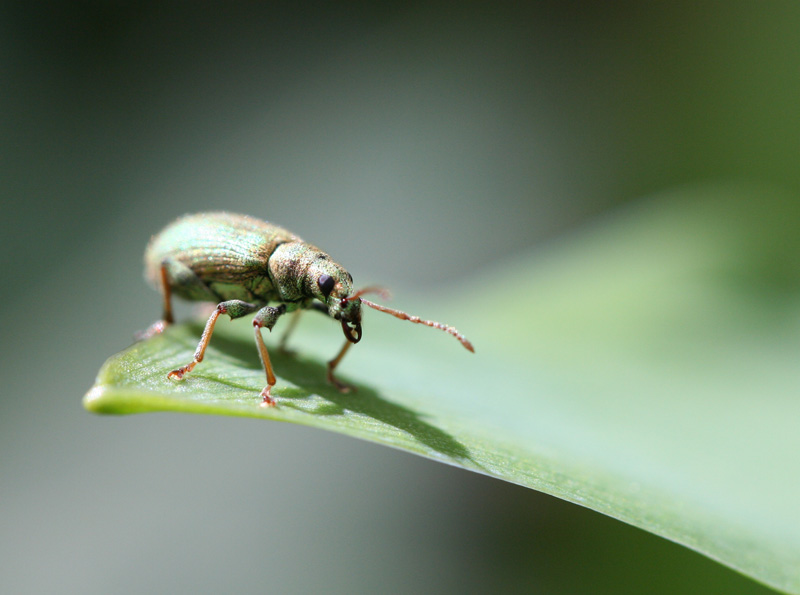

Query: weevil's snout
[336,295,363,343]
[341,318,362,343]
[333,285,393,344]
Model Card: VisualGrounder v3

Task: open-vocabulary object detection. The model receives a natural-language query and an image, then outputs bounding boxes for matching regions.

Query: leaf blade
[85,184,800,594]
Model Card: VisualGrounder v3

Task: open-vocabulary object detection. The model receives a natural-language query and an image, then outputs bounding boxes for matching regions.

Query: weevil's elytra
[142,212,474,406]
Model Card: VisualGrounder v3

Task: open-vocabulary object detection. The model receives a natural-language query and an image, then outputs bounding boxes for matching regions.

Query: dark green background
[2,2,796,592]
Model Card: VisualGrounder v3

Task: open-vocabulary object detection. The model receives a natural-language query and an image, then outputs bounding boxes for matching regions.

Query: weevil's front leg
[306,301,357,392]
[168,300,260,380]
[327,339,355,393]
[252,304,287,406]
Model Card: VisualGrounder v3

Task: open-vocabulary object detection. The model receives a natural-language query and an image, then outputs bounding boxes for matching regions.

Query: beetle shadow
[206,328,474,465]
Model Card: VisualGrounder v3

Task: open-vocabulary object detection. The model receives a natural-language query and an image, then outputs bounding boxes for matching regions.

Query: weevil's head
[306,256,474,354]
[307,260,363,343]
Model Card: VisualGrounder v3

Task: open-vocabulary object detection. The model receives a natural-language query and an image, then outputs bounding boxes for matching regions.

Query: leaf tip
[83,385,114,414]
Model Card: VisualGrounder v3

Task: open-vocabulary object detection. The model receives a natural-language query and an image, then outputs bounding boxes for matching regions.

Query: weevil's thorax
[267,241,319,303]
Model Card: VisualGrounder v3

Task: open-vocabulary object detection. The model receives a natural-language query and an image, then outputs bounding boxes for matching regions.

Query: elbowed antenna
[342,286,475,352]
[346,286,393,301]
[361,300,475,353]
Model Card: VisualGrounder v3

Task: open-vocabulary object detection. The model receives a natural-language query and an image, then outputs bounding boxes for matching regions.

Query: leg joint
[216,300,259,320]
[253,304,287,331]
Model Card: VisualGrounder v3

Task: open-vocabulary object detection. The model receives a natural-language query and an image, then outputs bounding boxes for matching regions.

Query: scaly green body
[145,212,351,310]
[145,212,296,304]
[142,211,472,406]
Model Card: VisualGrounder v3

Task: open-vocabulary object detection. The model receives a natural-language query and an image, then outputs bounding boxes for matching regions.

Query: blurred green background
[2,2,797,593]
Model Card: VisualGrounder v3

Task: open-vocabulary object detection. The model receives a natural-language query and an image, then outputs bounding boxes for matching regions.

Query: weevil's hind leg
[277,310,302,354]
[136,263,177,340]
[168,299,260,380]
[137,259,218,340]
[327,339,355,393]
[160,262,175,324]
[161,257,219,302]
[252,305,288,406]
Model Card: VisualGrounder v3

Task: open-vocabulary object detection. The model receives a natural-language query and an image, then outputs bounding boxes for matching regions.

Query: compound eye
[318,274,335,298]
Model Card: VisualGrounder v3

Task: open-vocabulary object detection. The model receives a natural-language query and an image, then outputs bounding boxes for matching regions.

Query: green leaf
[85,184,800,594]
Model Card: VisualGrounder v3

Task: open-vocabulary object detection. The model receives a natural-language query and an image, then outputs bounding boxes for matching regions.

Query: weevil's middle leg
[327,339,355,393]
[168,300,260,380]
[253,305,287,406]
[278,310,302,354]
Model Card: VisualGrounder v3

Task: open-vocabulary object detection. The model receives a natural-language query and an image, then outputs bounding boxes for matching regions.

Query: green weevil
[142,212,474,406]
